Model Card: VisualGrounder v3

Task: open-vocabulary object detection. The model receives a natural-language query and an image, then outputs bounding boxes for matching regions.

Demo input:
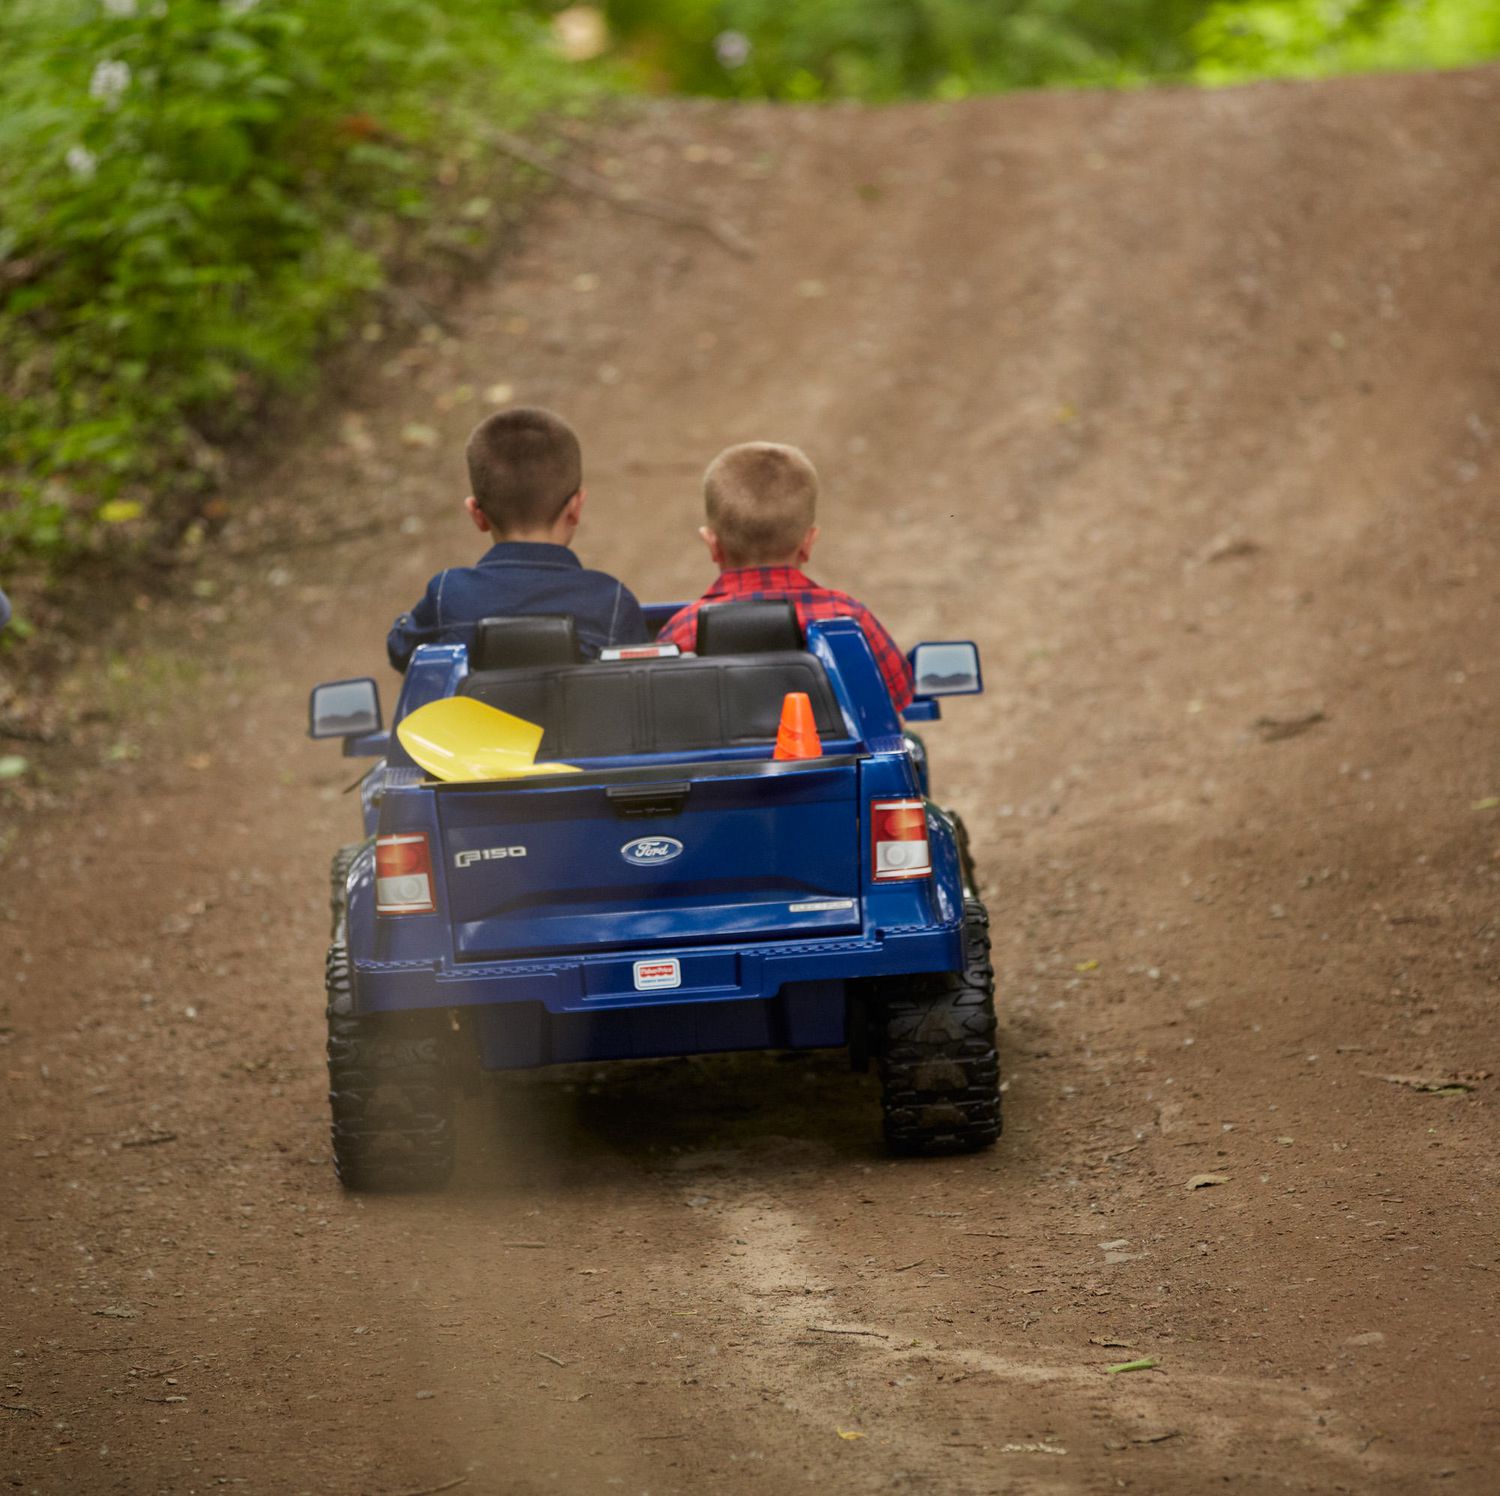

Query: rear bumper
[351,922,961,1017]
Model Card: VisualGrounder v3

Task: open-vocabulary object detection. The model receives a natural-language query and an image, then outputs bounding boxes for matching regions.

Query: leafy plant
[0,0,599,569]
[1194,0,1500,81]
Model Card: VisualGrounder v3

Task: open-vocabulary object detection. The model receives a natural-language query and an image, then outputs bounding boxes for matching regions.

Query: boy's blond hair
[704,442,817,564]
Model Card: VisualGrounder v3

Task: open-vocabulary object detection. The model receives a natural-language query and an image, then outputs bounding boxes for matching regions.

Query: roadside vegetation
[0,0,598,585]
[2,0,1496,602]
[604,0,1500,98]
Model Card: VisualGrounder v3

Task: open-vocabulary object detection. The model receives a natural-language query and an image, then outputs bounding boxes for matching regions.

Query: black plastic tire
[329,843,360,940]
[877,897,1001,1156]
[325,946,455,1192]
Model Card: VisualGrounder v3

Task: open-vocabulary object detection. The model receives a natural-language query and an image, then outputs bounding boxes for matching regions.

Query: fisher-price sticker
[633,958,682,991]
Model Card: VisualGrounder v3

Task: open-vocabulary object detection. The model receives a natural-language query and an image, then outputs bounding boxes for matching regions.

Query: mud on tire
[877,897,1001,1156]
[325,946,455,1192]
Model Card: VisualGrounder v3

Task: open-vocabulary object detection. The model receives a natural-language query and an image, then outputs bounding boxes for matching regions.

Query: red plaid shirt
[657,567,914,711]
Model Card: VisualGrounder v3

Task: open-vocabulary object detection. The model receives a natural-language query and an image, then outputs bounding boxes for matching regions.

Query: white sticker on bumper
[633,959,682,991]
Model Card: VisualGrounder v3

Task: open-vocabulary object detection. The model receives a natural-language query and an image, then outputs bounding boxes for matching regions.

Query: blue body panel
[332,617,974,1071]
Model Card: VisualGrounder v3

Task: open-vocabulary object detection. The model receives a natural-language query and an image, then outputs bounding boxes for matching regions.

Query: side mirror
[910,641,982,697]
[309,677,382,739]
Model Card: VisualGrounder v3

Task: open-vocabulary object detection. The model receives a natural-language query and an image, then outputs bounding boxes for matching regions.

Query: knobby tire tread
[878,897,1002,1156]
[325,942,455,1192]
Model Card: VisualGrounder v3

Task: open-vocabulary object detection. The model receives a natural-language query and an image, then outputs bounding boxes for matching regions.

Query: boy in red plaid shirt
[656,443,914,711]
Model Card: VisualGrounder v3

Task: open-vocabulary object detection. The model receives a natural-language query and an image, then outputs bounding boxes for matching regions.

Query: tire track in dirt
[677,1175,1400,1493]
[5,69,1500,1494]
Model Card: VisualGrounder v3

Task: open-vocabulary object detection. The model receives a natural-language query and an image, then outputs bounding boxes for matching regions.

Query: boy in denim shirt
[387,407,647,670]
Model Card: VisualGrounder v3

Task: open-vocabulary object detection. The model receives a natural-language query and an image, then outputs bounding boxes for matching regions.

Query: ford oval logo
[621,835,684,867]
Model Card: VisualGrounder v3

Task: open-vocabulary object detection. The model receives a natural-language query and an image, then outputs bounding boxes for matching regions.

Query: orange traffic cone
[774,692,823,760]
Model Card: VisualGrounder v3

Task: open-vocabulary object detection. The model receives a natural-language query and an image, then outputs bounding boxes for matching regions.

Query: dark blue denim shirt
[386,541,647,670]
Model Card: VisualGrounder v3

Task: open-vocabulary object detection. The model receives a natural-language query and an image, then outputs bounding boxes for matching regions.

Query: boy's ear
[699,526,729,569]
[554,488,584,539]
[464,496,492,534]
[794,524,820,565]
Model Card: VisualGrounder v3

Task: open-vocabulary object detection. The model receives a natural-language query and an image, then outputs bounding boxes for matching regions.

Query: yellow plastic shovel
[396,698,580,783]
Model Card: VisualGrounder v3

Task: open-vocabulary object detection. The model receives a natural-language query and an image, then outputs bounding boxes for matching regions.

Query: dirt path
[5,70,1500,1495]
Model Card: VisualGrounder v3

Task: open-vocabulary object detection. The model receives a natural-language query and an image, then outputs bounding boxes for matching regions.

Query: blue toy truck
[309,600,999,1189]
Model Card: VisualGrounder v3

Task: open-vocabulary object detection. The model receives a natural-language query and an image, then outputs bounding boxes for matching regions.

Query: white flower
[714,30,752,68]
[66,145,99,181]
[550,6,607,62]
[222,0,260,16]
[88,59,132,108]
[102,0,139,16]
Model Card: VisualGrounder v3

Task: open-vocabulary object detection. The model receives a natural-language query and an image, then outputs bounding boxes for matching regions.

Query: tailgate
[437,760,862,960]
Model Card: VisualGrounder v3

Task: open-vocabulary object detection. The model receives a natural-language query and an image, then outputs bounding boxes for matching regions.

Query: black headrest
[696,599,803,655]
[472,614,581,670]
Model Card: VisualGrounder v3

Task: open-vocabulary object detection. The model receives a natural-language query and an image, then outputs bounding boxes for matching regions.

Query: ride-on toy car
[308,601,999,1189]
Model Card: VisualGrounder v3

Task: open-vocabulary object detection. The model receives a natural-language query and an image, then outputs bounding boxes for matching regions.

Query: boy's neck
[493,529,571,548]
[721,555,804,572]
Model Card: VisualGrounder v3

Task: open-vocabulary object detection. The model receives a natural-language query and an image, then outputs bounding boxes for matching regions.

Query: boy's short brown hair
[465,407,582,533]
[704,442,817,563]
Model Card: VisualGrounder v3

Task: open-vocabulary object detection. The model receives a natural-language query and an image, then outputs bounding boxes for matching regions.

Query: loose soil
[4,70,1499,1496]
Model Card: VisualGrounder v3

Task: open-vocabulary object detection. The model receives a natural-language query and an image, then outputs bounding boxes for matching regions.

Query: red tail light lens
[871,798,931,881]
[375,833,435,914]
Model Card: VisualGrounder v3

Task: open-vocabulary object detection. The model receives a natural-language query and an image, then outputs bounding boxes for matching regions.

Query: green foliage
[1194,0,1500,81]
[0,0,598,568]
[605,0,1209,98]
[601,0,1500,99]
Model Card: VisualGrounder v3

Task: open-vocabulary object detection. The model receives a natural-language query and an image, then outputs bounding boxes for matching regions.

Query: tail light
[375,833,435,914]
[871,799,930,881]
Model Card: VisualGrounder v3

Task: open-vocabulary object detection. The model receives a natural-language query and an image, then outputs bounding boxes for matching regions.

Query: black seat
[460,652,843,758]
[696,599,802,655]
[472,614,581,671]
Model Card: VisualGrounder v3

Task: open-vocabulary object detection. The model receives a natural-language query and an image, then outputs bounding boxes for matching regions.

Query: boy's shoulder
[790,575,884,623]
[575,559,640,592]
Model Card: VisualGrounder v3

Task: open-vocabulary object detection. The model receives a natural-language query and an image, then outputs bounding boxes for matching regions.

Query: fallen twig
[808,1326,889,1339]
[389,1478,468,1496]
[121,1132,178,1149]
[1363,1070,1487,1094]
[222,517,404,561]
[534,1350,565,1367]
[501,1241,549,1249]
[3,1403,41,1417]
[0,721,52,743]
[487,130,755,260]
[1253,711,1326,742]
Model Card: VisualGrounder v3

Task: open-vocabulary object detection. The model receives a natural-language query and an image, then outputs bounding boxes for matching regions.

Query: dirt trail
[5,70,1500,1495]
